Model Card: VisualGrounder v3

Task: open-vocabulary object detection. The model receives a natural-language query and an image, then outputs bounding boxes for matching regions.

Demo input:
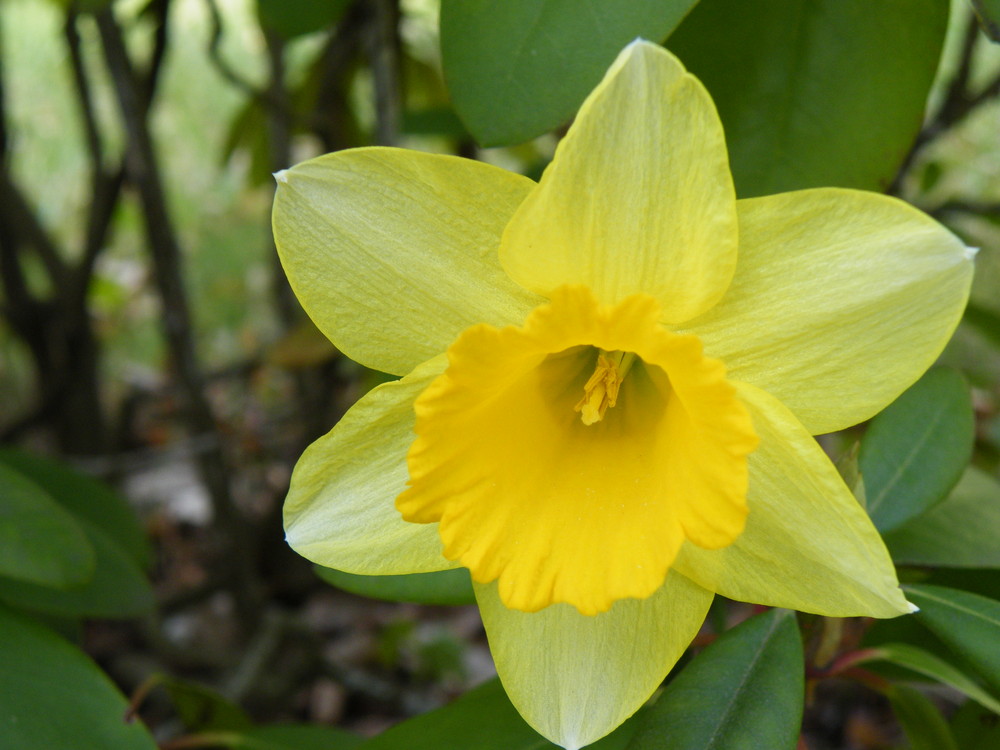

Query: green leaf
[440,0,699,146]
[626,609,803,750]
[257,0,351,39]
[859,368,974,533]
[315,566,475,606]
[0,449,151,569]
[906,585,1000,697]
[401,107,469,140]
[973,0,1000,42]
[159,675,252,732]
[887,684,959,750]
[360,677,640,749]
[0,463,95,588]
[885,467,1000,568]
[216,725,365,750]
[0,519,153,618]
[862,643,1000,715]
[667,0,949,197]
[951,700,1000,749]
[0,604,157,750]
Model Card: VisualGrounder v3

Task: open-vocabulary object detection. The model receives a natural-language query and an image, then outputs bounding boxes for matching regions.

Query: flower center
[398,285,757,615]
[574,349,637,425]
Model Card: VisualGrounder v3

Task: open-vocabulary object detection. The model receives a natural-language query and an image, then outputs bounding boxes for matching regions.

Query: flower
[272,41,973,749]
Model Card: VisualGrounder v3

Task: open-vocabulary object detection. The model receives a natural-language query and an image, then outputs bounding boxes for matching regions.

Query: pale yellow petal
[680,188,973,435]
[474,571,713,750]
[284,355,458,574]
[674,382,911,617]
[500,41,737,323]
[273,148,543,375]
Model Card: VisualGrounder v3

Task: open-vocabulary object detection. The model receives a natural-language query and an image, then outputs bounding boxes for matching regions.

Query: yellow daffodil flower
[272,40,973,749]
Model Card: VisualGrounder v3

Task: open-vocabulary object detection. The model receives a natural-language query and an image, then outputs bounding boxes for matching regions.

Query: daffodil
[272,40,973,749]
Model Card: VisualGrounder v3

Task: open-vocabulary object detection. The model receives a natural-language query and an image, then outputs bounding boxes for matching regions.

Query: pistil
[574,350,637,425]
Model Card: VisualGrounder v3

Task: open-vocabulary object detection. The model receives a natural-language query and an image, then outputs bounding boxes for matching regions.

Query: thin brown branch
[892,12,1000,193]
[0,169,70,286]
[96,7,261,626]
[928,199,1000,220]
[202,0,260,97]
[65,10,104,166]
[64,9,129,310]
[143,0,171,101]
[367,0,401,146]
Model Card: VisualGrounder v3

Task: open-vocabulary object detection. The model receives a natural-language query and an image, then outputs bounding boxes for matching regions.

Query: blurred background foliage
[1,0,1000,748]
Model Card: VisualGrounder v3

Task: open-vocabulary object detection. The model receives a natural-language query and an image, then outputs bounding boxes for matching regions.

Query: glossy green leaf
[951,700,1000,749]
[859,368,974,533]
[667,0,948,197]
[888,684,959,750]
[973,0,1000,42]
[360,677,640,750]
[862,643,1000,714]
[159,675,252,732]
[315,566,475,606]
[0,519,153,618]
[167,728,361,750]
[231,725,364,750]
[626,609,803,750]
[0,463,95,588]
[0,604,157,750]
[440,0,699,146]
[257,0,351,39]
[885,467,1000,568]
[906,585,1000,696]
[0,448,150,568]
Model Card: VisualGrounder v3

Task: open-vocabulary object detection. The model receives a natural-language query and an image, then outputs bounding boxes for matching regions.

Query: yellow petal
[273,148,543,376]
[474,572,713,750]
[284,355,458,574]
[680,188,974,435]
[397,286,757,615]
[674,381,911,617]
[499,41,737,323]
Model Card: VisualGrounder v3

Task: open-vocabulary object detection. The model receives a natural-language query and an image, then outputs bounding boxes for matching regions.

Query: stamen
[574,350,636,425]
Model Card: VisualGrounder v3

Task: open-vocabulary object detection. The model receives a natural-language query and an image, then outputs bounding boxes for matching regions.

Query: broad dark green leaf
[0,448,150,568]
[257,0,351,39]
[316,566,475,606]
[0,519,153,618]
[401,107,469,140]
[859,368,974,533]
[360,677,640,750]
[0,604,157,750]
[973,0,1000,42]
[885,467,1000,568]
[906,585,1000,697]
[861,643,1000,714]
[206,725,365,750]
[0,463,94,588]
[440,0,699,146]
[668,0,948,197]
[951,700,1000,749]
[888,684,959,750]
[627,609,803,750]
[159,675,252,732]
